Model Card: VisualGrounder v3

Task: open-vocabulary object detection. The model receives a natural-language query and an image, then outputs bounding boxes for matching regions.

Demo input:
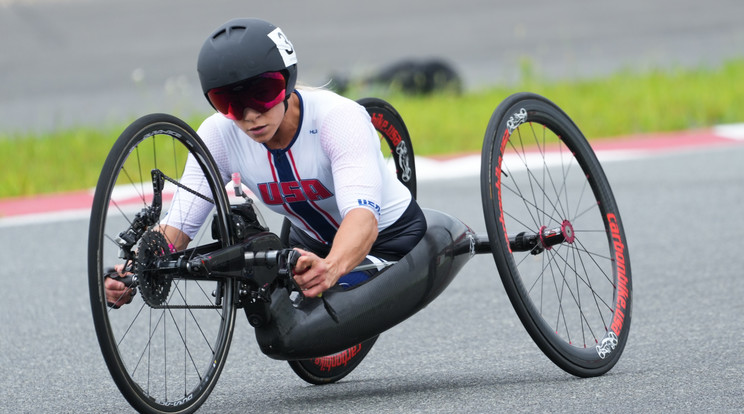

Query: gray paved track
[1,145,743,413]
[2,0,743,133]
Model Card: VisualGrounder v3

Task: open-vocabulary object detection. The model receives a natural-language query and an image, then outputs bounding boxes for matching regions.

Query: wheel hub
[539,219,575,250]
[561,220,576,244]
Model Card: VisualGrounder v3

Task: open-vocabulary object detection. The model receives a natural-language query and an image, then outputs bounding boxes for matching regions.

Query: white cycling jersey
[161,89,412,244]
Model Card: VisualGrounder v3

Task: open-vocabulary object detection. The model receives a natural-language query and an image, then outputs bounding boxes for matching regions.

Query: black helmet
[197,18,298,104]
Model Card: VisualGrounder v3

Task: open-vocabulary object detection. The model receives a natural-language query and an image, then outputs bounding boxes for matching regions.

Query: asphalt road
[2,0,743,133]
[1,143,743,413]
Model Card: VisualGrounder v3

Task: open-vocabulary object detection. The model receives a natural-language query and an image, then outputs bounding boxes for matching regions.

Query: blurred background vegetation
[1,58,742,199]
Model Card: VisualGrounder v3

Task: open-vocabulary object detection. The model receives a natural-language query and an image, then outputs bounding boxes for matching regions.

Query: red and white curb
[2,125,743,227]
[414,125,744,180]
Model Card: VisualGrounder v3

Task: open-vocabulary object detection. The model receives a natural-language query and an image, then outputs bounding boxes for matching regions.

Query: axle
[473,220,575,255]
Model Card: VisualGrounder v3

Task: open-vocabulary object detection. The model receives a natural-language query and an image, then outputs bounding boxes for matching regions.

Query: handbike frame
[129,181,569,360]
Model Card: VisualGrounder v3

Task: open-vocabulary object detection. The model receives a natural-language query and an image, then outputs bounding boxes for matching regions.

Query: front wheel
[481,93,632,377]
[88,113,237,413]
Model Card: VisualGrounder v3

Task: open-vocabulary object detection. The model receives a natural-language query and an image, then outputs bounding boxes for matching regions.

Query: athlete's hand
[292,248,341,297]
[104,263,136,308]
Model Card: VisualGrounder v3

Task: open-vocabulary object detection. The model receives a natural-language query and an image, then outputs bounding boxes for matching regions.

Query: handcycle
[88,92,632,413]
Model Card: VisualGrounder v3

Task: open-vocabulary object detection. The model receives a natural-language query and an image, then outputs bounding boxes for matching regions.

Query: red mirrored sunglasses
[207,72,286,120]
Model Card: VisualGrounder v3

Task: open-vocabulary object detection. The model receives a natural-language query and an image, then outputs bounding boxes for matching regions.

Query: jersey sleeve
[159,115,232,239]
[320,102,383,221]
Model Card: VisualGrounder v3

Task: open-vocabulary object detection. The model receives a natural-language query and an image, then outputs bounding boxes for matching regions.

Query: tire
[283,98,415,384]
[287,335,379,385]
[88,113,237,413]
[480,93,632,377]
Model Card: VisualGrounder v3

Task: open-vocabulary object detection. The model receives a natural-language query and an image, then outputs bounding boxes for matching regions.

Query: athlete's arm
[293,207,378,297]
[158,224,191,252]
[160,115,232,239]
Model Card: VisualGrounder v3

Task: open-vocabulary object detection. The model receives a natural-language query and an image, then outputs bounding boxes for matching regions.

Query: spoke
[549,245,612,308]
[130,307,167,378]
[135,146,145,206]
[165,304,205,382]
[504,142,541,230]
[544,248,570,343]
[572,236,615,286]
[501,182,565,230]
[113,300,148,346]
[514,128,544,230]
[170,281,224,353]
[570,243,611,333]
[545,247,597,344]
[540,137,569,223]
[572,201,598,223]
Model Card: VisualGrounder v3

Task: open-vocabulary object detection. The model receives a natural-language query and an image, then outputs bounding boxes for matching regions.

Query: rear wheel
[88,113,236,413]
[358,97,417,198]
[287,335,379,385]
[481,93,632,377]
[284,97,416,384]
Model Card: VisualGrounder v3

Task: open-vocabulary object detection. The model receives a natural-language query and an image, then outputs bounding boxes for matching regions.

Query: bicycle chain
[158,170,215,204]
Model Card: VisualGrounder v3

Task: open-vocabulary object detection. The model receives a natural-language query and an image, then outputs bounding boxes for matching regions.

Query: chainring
[136,230,173,307]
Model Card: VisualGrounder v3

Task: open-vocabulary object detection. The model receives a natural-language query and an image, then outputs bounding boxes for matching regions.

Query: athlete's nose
[241,107,261,121]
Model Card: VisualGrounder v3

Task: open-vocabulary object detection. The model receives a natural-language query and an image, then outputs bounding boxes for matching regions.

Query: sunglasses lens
[207,72,286,120]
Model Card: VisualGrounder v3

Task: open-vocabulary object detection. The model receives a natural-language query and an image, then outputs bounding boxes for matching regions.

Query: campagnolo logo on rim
[144,129,183,139]
[596,331,618,359]
[506,108,527,133]
[158,392,194,407]
[395,141,412,182]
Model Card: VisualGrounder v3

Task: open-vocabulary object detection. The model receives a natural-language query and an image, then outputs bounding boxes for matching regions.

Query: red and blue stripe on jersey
[259,147,339,244]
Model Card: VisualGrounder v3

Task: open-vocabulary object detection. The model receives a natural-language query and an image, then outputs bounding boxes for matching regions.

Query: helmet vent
[213,26,247,40]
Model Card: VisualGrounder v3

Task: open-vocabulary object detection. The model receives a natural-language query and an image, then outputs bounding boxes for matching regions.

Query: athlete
[105,18,427,307]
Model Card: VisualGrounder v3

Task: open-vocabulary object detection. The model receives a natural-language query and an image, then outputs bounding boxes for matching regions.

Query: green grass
[375,59,744,155]
[1,59,743,199]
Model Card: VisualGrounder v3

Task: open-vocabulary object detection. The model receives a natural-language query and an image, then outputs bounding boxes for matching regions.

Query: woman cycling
[105,18,426,307]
